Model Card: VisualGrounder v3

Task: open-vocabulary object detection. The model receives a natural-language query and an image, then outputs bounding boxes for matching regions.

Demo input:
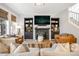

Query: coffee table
[27,40,52,48]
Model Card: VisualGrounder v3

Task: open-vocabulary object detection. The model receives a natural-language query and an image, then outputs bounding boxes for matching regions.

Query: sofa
[0,48,39,56]
[0,37,79,56]
[0,38,39,56]
[40,43,79,56]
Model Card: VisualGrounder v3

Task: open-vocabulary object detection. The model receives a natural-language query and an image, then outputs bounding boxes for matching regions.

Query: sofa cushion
[13,44,29,53]
[0,42,9,53]
[71,43,79,52]
[40,43,70,56]
[55,43,70,52]
[54,43,65,52]
[60,43,70,52]
[0,37,15,46]
[52,43,57,50]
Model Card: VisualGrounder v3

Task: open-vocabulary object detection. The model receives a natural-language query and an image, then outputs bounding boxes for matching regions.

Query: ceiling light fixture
[34,3,45,6]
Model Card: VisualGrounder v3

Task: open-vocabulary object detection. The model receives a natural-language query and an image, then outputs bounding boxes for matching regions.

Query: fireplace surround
[35,28,50,41]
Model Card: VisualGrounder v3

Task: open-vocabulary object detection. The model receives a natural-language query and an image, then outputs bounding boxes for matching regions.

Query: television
[34,16,50,25]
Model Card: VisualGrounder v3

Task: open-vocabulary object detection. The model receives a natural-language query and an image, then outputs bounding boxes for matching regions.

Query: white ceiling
[1,3,75,17]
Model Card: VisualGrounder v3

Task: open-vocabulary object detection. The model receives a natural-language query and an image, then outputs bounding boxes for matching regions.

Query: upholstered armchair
[55,33,77,44]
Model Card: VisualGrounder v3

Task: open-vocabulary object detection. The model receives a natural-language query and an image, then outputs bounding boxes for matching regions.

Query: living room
[0,3,79,56]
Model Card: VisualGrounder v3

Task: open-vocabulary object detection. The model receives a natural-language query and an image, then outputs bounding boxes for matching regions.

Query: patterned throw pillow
[13,44,29,53]
[54,43,70,52]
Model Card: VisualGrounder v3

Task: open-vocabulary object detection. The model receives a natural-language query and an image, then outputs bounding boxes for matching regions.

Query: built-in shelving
[24,18,33,39]
[24,17,60,40]
[51,18,60,39]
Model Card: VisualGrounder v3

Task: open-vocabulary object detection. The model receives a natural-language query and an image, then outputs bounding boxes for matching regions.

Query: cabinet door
[51,18,59,39]
[24,18,33,39]
[24,32,33,39]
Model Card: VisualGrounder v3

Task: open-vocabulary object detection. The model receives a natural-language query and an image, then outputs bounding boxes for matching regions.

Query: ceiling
[1,3,75,17]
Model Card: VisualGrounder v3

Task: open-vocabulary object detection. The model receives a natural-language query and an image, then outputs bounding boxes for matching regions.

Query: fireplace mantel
[34,25,50,29]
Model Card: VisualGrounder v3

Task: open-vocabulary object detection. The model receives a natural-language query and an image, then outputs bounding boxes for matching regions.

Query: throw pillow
[54,43,70,53]
[13,44,29,53]
[10,43,18,53]
[52,43,57,50]
[60,43,70,52]
[71,43,79,52]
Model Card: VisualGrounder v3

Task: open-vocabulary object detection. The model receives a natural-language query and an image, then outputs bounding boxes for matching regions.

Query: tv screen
[34,16,50,25]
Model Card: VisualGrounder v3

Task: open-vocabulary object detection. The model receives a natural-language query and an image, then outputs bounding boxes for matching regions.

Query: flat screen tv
[34,16,50,25]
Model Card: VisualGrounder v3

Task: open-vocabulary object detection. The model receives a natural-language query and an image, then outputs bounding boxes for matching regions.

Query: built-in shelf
[24,17,60,40]
[51,18,60,39]
[24,18,33,39]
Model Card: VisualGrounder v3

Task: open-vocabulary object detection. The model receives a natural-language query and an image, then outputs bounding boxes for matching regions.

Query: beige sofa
[0,48,39,56]
[40,43,79,56]
[0,38,39,56]
[0,38,79,56]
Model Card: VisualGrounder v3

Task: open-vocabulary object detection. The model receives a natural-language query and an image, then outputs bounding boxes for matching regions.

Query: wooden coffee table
[28,40,52,48]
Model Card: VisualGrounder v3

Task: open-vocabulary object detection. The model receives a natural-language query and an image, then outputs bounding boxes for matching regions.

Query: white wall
[56,9,79,44]
[17,16,24,35]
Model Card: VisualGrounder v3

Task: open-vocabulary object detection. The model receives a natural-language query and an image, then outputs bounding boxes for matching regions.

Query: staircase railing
[69,11,79,28]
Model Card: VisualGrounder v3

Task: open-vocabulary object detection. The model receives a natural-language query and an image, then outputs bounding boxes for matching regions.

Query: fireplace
[35,28,49,40]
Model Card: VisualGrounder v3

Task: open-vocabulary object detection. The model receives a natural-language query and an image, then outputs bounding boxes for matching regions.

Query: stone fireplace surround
[35,28,49,40]
[34,25,51,41]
